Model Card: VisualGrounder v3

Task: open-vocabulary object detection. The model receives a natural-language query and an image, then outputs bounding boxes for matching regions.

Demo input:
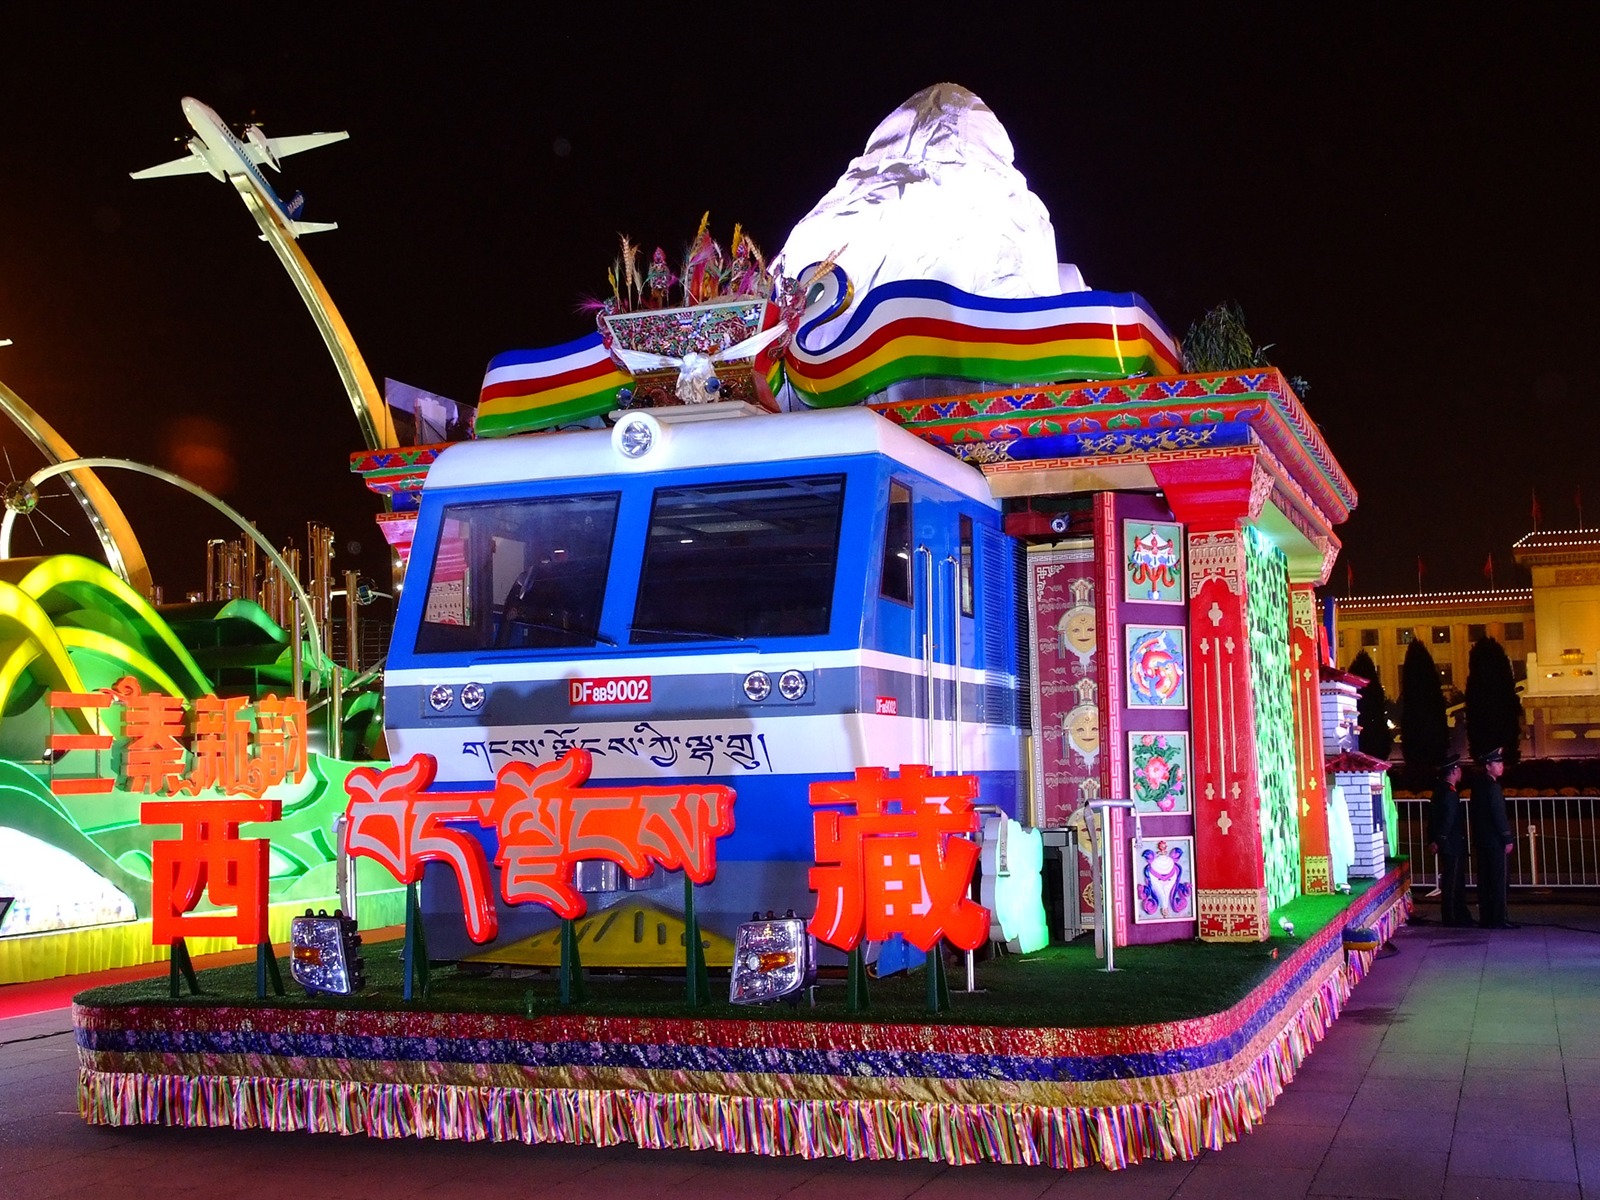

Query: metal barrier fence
[1394,794,1600,888]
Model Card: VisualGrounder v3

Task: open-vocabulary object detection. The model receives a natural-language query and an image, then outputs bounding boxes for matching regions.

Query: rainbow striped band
[474,277,1179,438]
[477,333,630,438]
[785,274,1180,409]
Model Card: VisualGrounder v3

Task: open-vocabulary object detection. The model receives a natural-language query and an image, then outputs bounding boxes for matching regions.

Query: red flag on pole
[1532,488,1544,529]
[1483,552,1495,585]
[1345,559,1354,593]
[1578,485,1585,528]
[1417,555,1425,588]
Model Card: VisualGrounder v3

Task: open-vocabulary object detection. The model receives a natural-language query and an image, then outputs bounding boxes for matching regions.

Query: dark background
[0,5,1592,598]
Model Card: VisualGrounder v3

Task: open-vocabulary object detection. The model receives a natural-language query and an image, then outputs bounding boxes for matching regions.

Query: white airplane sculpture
[131,97,348,238]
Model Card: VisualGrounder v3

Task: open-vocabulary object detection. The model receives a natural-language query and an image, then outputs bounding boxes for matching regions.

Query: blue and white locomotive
[384,405,1026,962]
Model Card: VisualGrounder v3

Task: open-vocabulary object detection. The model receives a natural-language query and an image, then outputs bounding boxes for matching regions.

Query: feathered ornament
[727,225,766,297]
[644,247,676,310]
[682,211,725,306]
[747,236,769,297]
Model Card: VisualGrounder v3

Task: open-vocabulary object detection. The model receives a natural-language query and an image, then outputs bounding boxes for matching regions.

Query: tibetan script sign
[343,749,736,942]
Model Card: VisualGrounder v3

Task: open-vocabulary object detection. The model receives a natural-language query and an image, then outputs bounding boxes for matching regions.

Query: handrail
[945,553,962,775]
[916,544,935,766]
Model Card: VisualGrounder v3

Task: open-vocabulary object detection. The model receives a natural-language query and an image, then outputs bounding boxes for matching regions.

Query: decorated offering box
[602,299,781,411]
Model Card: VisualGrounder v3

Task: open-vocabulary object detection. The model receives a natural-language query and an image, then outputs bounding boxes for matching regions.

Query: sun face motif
[1057,604,1096,668]
[1065,703,1100,762]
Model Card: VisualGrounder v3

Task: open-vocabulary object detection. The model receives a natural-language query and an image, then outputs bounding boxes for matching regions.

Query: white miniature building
[1327,751,1390,878]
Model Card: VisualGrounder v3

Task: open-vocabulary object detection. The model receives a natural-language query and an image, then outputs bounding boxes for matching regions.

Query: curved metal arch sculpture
[1,457,330,673]
[0,376,152,595]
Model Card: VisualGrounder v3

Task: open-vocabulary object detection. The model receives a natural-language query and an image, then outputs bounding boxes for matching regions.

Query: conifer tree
[1347,650,1394,760]
[1466,636,1521,765]
[1400,640,1449,775]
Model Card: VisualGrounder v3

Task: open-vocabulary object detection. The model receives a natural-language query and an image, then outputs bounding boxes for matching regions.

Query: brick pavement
[5,906,1599,1199]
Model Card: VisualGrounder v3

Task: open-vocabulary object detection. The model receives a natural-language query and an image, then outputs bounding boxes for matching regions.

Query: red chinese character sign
[47,677,310,798]
[808,765,989,954]
[342,749,736,943]
[141,798,282,946]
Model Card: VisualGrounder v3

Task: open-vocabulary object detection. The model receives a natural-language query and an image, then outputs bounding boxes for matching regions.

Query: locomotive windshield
[631,474,846,643]
[412,492,620,653]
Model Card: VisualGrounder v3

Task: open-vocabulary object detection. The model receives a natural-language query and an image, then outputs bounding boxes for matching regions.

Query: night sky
[0,6,1593,598]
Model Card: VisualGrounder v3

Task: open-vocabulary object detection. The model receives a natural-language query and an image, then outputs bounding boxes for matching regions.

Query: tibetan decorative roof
[871,367,1356,527]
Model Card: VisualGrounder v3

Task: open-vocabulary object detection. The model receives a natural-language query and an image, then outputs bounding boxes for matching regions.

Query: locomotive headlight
[742,671,772,702]
[460,682,486,711]
[778,669,808,701]
[612,411,666,461]
[428,684,454,712]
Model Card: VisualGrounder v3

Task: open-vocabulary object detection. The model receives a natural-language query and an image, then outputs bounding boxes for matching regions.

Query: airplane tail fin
[257,220,340,242]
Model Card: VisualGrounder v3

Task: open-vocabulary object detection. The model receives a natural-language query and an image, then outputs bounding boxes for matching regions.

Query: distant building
[1332,528,1600,758]
[1335,589,1532,698]
[1512,530,1600,756]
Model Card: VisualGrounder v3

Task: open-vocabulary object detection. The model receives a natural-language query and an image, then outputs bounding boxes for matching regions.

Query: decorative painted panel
[1134,835,1195,924]
[1122,521,1184,605]
[1197,886,1271,941]
[1126,625,1188,709]
[1188,530,1244,597]
[1127,731,1191,815]
[1026,546,1101,830]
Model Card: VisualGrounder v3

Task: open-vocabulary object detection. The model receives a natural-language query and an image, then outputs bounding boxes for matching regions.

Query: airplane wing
[257,131,350,161]
[129,152,212,180]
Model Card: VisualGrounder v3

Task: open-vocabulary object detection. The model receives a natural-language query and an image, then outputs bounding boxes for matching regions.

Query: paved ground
[5,905,1600,1200]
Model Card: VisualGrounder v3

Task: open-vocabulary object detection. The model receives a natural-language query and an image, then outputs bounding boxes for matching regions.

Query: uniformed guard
[1470,748,1517,929]
[1427,754,1473,926]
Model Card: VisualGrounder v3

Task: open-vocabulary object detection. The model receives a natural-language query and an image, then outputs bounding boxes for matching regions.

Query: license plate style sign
[569,676,652,706]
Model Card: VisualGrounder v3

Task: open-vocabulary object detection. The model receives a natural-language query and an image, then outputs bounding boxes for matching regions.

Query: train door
[913,491,972,773]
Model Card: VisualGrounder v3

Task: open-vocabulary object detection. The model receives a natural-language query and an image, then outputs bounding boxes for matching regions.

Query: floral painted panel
[1127,731,1191,816]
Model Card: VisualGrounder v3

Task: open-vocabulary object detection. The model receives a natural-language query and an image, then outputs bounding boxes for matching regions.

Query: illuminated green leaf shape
[1,556,211,695]
[0,578,94,729]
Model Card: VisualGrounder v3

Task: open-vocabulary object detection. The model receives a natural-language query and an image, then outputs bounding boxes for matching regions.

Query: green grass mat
[76,878,1388,1030]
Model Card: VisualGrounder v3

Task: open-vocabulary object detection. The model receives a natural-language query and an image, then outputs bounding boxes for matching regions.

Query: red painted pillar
[1290,583,1334,893]
[1152,454,1270,941]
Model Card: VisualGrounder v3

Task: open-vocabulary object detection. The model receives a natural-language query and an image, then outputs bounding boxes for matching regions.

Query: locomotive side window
[959,513,974,617]
[880,480,913,605]
[413,493,620,654]
[631,474,845,643]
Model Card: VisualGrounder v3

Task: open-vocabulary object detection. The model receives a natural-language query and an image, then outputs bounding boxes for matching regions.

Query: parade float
[7,83,1409,1170]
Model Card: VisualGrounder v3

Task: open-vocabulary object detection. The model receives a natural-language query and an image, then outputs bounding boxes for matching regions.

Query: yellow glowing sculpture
[0,375,152,595]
